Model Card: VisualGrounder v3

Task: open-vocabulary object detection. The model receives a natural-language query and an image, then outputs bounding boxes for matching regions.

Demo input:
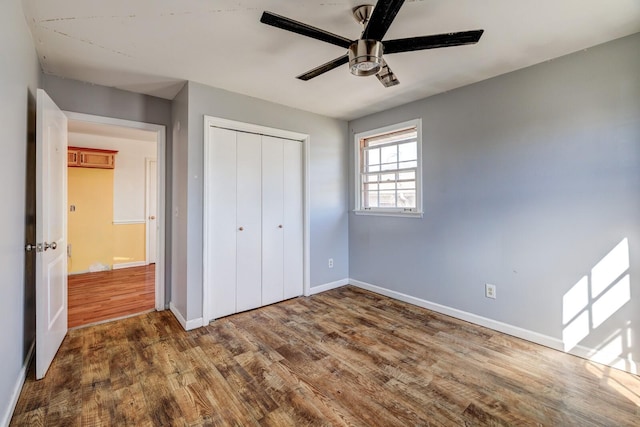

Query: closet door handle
[238,227,244,231]
[278,224,283,229]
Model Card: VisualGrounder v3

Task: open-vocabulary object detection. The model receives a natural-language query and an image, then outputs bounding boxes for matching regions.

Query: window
[354,119,422,217]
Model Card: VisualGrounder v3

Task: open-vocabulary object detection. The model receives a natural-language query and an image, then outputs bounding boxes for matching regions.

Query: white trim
[170,302,204,331]
[308,278,349,295]
[144,157,158,266]
[302,132,311,298]
[112,219,145,225]
[202,116,311,323]
[349,279,559,348]
[569,344,637,375]
[353,119,423,217]
[203,117,308,141]
[64,111,166,312]
[2,342,34,427]
[353,210,423,218]
[348,278,637,375]
[112,261,147,270]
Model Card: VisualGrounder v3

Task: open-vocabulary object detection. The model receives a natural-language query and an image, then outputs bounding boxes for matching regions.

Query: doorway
[64,112,166,327]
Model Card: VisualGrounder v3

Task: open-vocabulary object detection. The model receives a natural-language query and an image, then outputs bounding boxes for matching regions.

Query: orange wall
[68,167,146,273]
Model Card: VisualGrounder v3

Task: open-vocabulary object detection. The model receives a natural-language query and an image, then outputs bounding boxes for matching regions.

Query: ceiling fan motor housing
[349,39,384,76]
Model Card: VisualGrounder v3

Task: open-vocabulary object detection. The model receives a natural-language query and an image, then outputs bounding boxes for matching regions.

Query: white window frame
[354,119,423,218]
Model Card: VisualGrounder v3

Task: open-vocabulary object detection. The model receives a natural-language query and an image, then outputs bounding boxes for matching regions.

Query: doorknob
[43,242,57,251]
[149,215,156,220]
[278,225,283,228]
[238,226,244,231]
[27,242,57,252]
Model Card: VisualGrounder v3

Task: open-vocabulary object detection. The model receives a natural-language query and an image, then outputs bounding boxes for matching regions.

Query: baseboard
[308,278,349,295]
[1,341,34,427]
[112,261,147,270]
[569,343,637,374]
[169,302,203,331]
[348,278,637,375]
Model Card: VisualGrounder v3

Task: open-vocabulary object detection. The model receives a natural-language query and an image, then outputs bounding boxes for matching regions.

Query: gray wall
[173,81,349,321]
[349,33,640,365]
[0,0,41,423]
[42,75,175,305]
[170,83,189,316]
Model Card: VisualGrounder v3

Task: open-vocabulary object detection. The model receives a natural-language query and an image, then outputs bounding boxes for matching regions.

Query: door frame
[65,111,166,311]
[145,157,157,265]
[202,116,311,324]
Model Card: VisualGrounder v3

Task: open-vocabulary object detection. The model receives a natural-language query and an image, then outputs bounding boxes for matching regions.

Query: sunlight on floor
[585,361,640,407]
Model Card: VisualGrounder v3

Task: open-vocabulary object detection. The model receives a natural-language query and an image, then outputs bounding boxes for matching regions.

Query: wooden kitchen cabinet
[68,146,118,169]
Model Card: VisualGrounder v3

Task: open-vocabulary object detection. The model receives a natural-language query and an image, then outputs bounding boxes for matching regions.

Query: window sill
[353,210,423,218]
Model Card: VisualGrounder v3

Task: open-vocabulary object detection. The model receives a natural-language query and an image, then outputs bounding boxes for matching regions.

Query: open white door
[35,89,68,379]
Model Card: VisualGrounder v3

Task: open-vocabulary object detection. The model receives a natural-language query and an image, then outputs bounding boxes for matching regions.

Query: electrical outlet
[328,258,334,268]
[485,283,496,299]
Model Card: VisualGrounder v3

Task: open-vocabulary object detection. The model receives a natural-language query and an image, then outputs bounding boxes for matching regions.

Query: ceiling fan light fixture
[348,39,383,76]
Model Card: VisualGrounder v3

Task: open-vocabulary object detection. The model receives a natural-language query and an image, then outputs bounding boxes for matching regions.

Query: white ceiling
[22,0,640,121]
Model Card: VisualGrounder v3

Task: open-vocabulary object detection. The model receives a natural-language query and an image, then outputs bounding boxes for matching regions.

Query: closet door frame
[202,116,310,323]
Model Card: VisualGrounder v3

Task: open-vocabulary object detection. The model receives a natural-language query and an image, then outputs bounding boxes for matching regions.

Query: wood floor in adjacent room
[12,286,640,426]
[68,264,156,328]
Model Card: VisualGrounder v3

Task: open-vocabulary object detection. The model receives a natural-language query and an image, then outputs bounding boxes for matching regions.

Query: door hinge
[25,243,44,252]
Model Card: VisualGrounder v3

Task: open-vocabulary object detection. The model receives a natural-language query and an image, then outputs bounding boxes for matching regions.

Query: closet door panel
[209,128,237,319]
[261,136,284,306]
[283,140,304,299]
[236,132,263,312]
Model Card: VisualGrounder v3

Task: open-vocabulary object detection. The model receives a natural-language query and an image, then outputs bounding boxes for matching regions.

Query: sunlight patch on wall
[592,274,631,329]
[591,239,629,298]
[562,238,635,374]
[563,276,588,324]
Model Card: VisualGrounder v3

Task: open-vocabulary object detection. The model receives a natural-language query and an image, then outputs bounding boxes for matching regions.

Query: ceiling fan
[260,0,484,87]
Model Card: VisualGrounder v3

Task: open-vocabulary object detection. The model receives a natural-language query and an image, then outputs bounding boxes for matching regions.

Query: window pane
[364,183,379,190]
[380,145,397,165]
[364,174,379,182]
[397,181,415,189]
[399,171,415,181]
[366,191,379,207]
[398,142,417,162]
[398,190,416,208]
[379,182,395,190]
[378,190,396,207]
[367,165,380,173]
[380,162,398,171]
[366,148,380,166]
[399,160,417,169]
[380,173,395,182]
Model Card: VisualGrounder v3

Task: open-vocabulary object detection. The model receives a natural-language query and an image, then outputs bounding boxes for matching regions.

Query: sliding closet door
[283,139,303,299]
[236,132,263,312]
[209,128,237,319]
[262,136,285,305]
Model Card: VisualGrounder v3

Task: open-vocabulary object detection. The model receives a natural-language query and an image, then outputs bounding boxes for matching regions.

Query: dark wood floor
[68,264,155,328]
[12,286,640,426]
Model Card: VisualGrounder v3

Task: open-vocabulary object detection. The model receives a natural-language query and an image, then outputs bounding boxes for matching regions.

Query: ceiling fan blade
[261,11,352,49]
[376,60,400,87]
[384,30,484,54]
[296,54,349,81]
[362,0,405,41]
